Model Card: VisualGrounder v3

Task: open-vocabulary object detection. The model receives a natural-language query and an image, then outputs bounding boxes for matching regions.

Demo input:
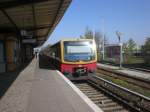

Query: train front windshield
[64,41,95,62]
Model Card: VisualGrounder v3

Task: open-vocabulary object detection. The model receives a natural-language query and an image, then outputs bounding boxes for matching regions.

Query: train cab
[45,39,97,79]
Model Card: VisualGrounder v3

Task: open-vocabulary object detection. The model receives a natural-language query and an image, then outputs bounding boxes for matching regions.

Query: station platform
[0,59,103,112]
[97,63,150,81]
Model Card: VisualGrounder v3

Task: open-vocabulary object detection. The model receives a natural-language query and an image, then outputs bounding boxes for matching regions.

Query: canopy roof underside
[0,0,71,45]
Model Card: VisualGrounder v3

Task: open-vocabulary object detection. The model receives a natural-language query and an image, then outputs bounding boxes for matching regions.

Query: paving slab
[0,59,103,112]
[0,59,36,112]
[27,64,102,112]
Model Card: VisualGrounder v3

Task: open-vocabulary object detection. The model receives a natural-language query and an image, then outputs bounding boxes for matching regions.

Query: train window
[67,45,92,54]
[63,41,95,62]
[64,41,94,54]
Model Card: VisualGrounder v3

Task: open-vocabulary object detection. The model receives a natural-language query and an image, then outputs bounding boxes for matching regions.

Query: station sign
[22,39,36,44]
[21,30,33,38]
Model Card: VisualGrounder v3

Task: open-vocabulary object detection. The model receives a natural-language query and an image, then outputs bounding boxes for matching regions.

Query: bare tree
[94,31,103,51]
[80,26,93,39]
[123,38,136,55]
[80,27,104,48]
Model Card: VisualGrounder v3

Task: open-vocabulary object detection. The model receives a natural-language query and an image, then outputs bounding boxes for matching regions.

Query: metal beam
[37,35,47,38]
[0,0,50,9]
[0,25,51,32]
[46,0,64,37]
[31,0,37,37]
[27,26,51,31]
[0,9,19,32]
[0,27,15,33]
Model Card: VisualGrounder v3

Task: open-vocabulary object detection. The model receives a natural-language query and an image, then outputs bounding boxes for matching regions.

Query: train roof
[63,38,93,41]
[50,38,94,47]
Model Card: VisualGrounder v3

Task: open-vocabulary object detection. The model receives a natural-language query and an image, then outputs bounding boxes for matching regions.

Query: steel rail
[127,67,150,73]
[90,75,150,112]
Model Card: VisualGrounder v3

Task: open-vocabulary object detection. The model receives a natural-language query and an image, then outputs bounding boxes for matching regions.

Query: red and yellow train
[42,39,97,79]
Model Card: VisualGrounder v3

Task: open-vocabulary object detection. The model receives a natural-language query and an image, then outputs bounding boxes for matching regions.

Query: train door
[0,41,5,73]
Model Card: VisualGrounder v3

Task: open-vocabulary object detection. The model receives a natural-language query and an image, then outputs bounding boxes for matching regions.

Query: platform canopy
[0,0,71,45]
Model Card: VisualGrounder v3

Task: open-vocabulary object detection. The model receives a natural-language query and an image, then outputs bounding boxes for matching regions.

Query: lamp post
[116,31,123,68]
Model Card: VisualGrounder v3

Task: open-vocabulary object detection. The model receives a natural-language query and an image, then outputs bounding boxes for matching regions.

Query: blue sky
[45,0,150,45]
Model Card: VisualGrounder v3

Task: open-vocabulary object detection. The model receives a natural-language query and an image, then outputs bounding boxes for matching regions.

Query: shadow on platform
[0,62,30,99]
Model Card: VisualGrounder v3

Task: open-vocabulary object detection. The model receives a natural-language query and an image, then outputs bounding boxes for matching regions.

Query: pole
[116,31,123,68]
[102,19,105,60]
[103,35,105,60]
[120,42,123,68]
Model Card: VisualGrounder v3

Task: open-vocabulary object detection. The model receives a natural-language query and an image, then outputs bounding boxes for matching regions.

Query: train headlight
[78,65,83,67]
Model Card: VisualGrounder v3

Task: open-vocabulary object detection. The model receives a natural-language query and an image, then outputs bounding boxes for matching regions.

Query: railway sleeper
[85,92,101,96]
[77,85,91,87]
[83,91,102,95]
[98,102,118,107]
[100,99,113,104]
[96,96,109,100]
[88,94,104,98]
[116,110,129,112]
[93,98,113,104]
[77,87,96,90]
[79,89,99,92]
[75,84,90,87]
[90,97,108,100]
[90,97,107,101]
[102,105,124,112]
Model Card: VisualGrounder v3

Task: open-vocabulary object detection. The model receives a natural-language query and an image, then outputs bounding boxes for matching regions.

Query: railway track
[127,67,150,74]
[99,62,150,74]
[72,75,150,112]
[97,67,150,90]
[74,81,130,112]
